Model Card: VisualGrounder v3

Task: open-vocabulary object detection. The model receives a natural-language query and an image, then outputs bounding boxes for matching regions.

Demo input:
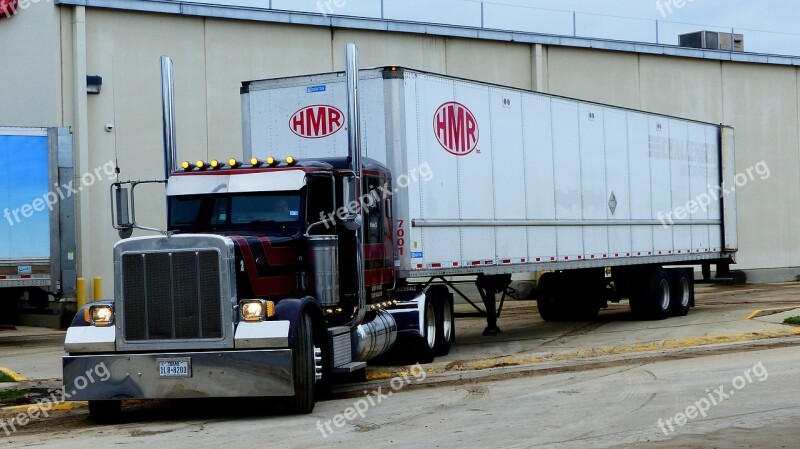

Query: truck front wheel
[287,313,316,414]
[88,400,122,424]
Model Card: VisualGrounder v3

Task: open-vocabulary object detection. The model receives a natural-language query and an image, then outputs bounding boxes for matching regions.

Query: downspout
[72,6,91,290]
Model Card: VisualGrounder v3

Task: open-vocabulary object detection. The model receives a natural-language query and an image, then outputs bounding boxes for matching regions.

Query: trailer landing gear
[476,274,512,336]
[413,274,512,337]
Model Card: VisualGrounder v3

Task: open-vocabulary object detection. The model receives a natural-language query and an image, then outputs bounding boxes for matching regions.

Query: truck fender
[388,290,427,337]
[69,300,115,328]
[275,297,327,351]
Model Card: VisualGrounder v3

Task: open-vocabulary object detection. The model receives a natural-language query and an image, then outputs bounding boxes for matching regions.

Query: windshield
[168,192,302,232]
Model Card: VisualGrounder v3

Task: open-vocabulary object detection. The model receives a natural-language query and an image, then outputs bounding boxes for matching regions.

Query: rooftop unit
[679,31,744,52]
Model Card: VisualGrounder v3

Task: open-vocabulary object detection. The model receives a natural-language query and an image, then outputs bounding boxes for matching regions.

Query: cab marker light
[250,157,264,168]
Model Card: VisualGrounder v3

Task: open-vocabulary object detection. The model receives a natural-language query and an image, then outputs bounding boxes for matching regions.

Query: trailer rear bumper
[63,349,293,400]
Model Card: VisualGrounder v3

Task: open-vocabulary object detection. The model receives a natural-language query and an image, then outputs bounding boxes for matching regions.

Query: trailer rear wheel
[669,269,693,317]
[572,295,601,321]
[536,273,567,322]
[287,313,316,414]
[630,269,671,320]
[88,400,121,424]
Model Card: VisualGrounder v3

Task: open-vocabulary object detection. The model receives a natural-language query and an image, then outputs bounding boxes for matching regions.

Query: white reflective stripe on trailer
[401,251,731,278]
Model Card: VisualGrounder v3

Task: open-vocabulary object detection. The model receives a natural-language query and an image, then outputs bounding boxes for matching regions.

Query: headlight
[240,300,275,322]
[90,305,114,327]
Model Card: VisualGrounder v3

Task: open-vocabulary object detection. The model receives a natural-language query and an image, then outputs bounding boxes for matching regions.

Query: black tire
[287,313,316,414]
[88,400,122,424]
[415,300,437,364]
[573,297,601,321]
[536,273,567,322]
[669,269,693,317]
[630,269,671,320]
[431,286,454,357]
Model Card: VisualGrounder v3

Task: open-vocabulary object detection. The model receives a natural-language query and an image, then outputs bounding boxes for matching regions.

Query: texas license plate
[157,358,191,378]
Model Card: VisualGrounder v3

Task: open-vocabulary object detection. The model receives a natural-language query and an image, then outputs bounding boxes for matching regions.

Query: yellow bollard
[93,277,103,301]
[76,278,86,309]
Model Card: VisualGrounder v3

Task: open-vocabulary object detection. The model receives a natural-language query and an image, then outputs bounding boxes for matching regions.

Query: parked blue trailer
[0,127,75,323]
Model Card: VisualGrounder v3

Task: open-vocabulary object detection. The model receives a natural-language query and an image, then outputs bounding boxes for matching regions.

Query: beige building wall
[1,5,798,295]
[720,63,800,270]
[0,2,63,126]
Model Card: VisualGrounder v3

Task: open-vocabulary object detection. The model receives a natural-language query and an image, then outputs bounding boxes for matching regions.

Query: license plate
[157,358,191,378]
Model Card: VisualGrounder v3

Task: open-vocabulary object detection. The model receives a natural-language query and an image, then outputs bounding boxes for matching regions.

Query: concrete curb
[0,402,82,416]
[745,307,800,320]
[0,367,27,382]
[337,335,800,397]
[366,327,800,381]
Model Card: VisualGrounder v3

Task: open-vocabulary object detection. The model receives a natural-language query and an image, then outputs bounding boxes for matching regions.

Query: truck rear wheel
[431,286,455,356]
[415,300,438,364]
[88,400,122,424]
[287,313,316,414]
[630,269,671,320]
[669,269,693,317]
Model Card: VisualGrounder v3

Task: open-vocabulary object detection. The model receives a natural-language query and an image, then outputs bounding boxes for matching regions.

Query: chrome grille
[122,250,222,341]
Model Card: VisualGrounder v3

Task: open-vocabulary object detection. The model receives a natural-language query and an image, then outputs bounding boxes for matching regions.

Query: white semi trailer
[241,62,738,327]
[64,44,737,421]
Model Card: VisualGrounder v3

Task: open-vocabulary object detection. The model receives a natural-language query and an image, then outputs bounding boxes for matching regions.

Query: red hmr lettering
[434,102,479,155]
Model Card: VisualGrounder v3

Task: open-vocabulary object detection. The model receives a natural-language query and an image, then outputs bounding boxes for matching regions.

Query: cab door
[363,172,394,301]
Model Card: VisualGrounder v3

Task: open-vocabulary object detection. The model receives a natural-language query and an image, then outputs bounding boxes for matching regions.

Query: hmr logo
[290,105,344,139]
[433,102,479,156]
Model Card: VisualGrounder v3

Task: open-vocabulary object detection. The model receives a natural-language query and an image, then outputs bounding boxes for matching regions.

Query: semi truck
[63,44,737,421]
[0,127,76,325]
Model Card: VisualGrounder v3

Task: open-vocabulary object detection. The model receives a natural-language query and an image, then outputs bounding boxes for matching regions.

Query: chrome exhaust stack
[345,43,367,329]
[160,56,178,179]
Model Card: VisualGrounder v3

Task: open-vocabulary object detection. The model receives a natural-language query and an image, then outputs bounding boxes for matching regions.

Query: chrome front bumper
[63,349,293,400]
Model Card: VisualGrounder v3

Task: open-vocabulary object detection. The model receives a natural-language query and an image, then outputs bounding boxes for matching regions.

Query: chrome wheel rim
[442,302,453,342]
[426,302,436,349]
[659,279,670,311]
[680,277,690,307]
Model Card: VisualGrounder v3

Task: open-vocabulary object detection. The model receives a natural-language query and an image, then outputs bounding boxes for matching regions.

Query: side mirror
[110,180,167,238]
[339,173,363,232]
[113,185,134,239]
[341,214,362,231]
